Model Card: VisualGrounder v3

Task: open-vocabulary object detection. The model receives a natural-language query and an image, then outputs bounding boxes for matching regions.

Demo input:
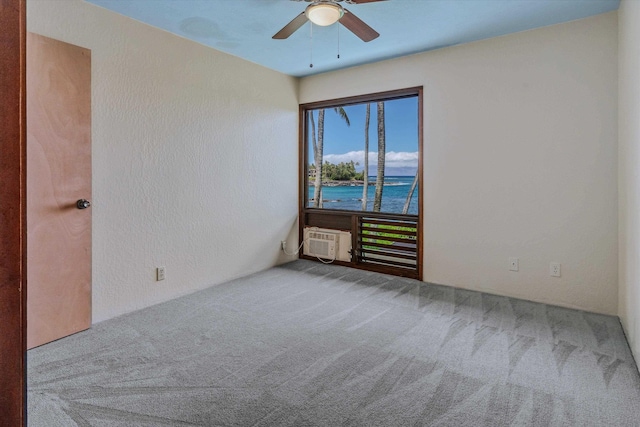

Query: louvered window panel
[357,216,418,273]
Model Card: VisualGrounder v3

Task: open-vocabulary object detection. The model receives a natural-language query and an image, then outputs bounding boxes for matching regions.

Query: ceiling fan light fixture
[305,3,344,26]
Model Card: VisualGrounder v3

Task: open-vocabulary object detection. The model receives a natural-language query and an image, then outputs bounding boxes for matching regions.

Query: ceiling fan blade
[273,12,308,39]
[349,0,387,3]
[340,9,380,42]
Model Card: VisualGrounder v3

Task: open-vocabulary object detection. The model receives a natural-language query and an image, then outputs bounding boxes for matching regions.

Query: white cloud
[322,151,418,171]
[322,151,365,165]
[376,151,418,168]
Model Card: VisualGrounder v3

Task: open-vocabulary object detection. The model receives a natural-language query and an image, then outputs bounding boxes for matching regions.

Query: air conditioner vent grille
[309,232,336,241]
[303,228,342,260]
[303,227,351,262]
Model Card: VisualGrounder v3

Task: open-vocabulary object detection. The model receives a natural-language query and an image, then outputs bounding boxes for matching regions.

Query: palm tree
[311,107,350,208]
[373,102,385,212]
[311,110,324,208]
[361,103,370,211]
[402,171,419,214]
[333,106,350,127]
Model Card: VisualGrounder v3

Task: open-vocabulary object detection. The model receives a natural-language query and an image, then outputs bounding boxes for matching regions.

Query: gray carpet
[28,260,640,426]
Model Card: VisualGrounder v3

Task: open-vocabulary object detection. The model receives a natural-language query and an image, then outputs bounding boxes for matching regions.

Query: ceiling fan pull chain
[309,22,313,68]
[337,23,340,59]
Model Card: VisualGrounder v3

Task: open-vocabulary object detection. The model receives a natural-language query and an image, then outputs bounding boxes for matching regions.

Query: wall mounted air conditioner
[303,228,351,262]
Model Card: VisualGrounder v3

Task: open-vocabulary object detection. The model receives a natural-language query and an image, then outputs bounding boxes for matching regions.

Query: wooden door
[27,33,92,349]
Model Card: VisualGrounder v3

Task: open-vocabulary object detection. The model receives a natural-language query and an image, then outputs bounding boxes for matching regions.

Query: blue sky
[308,96,419,176]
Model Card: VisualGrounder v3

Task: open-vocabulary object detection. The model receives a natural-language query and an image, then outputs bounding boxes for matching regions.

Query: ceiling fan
[272,0,385,43]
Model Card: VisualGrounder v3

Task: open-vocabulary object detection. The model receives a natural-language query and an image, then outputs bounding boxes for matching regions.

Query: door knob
[76,199,91,209]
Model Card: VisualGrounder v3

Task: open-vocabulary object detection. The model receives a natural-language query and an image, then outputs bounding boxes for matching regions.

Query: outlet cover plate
[550,262,561,277]
[157,266,166,281]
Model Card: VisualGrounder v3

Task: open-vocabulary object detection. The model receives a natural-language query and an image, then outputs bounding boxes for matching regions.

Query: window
[305,94,419,214]
[299,88,423,279]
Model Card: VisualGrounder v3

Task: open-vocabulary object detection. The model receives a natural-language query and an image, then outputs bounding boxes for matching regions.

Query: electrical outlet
[281,240,286,251]
[550,262,561,277]
[156,266,166,281]
[509,257,519,272]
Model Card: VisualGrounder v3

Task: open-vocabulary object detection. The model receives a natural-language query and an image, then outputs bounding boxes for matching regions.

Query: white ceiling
[85,0,620,77]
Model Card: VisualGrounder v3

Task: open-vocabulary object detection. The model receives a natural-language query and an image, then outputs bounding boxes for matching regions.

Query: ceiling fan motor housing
[274,0,382,42]
[305,2,345,26]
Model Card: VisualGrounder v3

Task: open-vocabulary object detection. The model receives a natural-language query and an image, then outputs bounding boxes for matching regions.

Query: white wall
[301,13,619,314]
[27,1,620,321]
[28,0,299,322]
[619,0,640,360]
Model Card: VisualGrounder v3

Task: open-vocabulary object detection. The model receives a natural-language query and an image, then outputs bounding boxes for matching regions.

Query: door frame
[0,0,27,425]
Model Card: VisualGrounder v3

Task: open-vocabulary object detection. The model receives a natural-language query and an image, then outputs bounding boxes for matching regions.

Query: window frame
[298,87,424,279]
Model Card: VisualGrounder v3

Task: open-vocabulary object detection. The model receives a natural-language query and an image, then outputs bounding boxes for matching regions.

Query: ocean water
[307,176,418,215]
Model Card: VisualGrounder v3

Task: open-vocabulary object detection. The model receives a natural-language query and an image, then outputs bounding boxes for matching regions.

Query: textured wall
[27,0,299,322]
[618,0,640,361]
[26,1,621,321]
[301,13,619,314]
